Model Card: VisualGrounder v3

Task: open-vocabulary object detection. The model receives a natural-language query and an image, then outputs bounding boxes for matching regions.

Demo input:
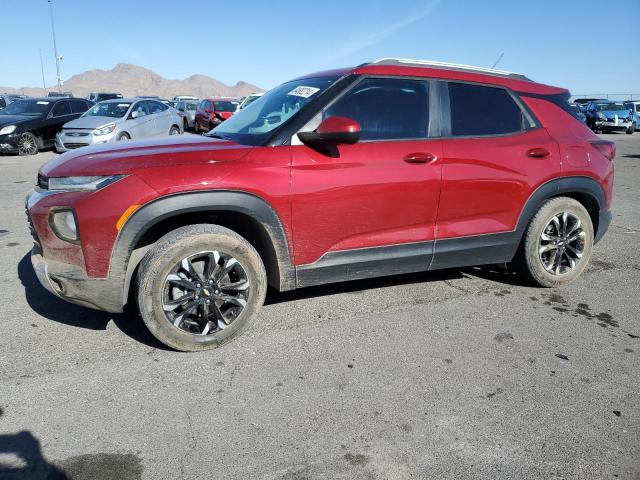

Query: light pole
[48,0,62,92]
[39,49,46,89]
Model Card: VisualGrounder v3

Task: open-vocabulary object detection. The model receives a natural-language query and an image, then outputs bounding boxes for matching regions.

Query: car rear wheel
[117,132,130,141]
[513,197,594,287]
[136,224,267,351]
[169,125,180,135]
[17,132,39,156]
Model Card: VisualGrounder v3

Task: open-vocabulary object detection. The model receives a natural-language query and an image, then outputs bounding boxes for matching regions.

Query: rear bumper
[30,251,124,313]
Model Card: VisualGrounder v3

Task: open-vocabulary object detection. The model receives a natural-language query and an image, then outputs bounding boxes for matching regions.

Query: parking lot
[0,134,638,479]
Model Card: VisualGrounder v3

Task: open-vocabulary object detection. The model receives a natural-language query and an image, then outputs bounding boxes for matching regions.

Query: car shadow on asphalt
[17,253,170,350]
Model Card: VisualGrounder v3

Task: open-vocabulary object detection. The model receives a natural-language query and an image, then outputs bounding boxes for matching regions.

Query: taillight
[590,140,616,161]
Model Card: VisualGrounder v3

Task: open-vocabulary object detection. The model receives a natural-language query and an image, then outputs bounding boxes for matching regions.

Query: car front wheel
[17,132,40,156]
[626,123,636,135]
[136,224,267,351]
[514,197,594,287]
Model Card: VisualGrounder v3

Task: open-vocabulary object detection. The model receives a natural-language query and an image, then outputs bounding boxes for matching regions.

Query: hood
[41,134,253,177]
[599,108,632,119]
[62,115,119,130]
[0,114,36,127]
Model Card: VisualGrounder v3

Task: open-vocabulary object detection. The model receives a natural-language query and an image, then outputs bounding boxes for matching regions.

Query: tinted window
[324,78,429,140]
[52,100,71,117]
[0,98,5,108]
[70,99,90,114]
[448,82,524,136]
[198,100,207,111]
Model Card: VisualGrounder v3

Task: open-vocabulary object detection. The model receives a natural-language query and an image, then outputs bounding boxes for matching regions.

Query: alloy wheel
[538,212,586,275]
[17,133,38,155]
[162,251,251,335]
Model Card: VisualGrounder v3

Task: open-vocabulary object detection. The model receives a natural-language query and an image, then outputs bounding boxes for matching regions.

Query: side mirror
[298,116,361,146]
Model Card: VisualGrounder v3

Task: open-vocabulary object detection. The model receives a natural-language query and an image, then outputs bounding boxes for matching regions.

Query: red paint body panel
[290,140,443,265]
[437,128,561,238]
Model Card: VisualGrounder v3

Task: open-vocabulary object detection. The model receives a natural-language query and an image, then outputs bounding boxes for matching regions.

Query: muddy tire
[136,224,267,351]
[513,197,594,287]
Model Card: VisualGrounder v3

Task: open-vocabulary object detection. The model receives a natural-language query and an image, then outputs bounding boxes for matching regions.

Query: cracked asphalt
[0,134,638,479]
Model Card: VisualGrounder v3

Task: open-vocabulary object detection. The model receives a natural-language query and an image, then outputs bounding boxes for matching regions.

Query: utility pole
[491,52,504,70]
[39,49,46,89]
[48,0,62,93]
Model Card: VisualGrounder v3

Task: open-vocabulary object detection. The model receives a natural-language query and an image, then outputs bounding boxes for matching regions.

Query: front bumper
[595,120,632,131]
[0,132,19,153]
[55,129,117,153]
[30,251,124,312]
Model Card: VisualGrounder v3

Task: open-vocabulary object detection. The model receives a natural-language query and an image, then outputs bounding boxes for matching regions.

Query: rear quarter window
[447,82,527,136]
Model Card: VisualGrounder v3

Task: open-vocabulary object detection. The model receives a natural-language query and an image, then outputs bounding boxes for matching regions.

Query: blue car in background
[623,101,639,133]
[584,100,635,134]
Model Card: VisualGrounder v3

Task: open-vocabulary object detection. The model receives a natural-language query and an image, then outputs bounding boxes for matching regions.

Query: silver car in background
[55,98,184,152]
[175,99,199,130]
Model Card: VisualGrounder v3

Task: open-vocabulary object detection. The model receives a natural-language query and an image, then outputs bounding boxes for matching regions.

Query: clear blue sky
[2,0,639,95]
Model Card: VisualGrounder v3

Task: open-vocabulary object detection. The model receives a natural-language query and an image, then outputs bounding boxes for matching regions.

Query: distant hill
[0,63,264,99]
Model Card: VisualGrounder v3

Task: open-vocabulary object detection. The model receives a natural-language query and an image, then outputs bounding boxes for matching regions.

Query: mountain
[0,63,264,99]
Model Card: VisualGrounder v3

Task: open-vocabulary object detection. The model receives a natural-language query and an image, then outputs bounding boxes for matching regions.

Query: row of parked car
[571,98,639,134]
[0,91,263,155]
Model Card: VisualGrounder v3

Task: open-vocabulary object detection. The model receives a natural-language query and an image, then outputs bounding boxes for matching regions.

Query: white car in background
[55,98,184,152]
[236,92,264,111]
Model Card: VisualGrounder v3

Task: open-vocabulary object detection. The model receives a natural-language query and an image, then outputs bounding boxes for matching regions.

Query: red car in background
[194,97,239,133]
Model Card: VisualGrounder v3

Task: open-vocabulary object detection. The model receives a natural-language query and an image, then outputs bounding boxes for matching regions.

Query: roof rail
[367,58,531,81]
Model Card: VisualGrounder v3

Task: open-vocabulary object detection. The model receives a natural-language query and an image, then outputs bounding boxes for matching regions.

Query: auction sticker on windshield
[288,86,320,98]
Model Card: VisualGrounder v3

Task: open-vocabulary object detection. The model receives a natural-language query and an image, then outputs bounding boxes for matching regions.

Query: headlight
[92,123,116,136]
[50,209,78,242]
[597,113,607,120]
[48,175,125,191]
[0,125,16,135]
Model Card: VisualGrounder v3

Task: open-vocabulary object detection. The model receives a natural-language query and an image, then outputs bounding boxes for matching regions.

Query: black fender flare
[110,190,296,305]
[515,175,606,236]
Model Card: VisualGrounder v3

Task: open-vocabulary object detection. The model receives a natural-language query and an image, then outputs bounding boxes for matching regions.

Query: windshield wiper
[204,132,229,139]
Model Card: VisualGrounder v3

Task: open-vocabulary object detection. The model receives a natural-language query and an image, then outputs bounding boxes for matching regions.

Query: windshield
[213,101,239,112]
[596,103,626,111]
[0,99,50,116]
[212,77,338,145]
[83,102,131,118]
[185,102,197,111]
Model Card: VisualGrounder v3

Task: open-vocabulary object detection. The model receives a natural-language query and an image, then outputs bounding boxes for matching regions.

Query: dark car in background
[194,97,239,133]
[0,97,92,155]
[0,94,26,111]
[86,92,123,103]
[584,100,635,134]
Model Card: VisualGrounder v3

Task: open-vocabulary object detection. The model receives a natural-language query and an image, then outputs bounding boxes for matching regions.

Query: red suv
[26,58,614,351]
[193,97,239,133]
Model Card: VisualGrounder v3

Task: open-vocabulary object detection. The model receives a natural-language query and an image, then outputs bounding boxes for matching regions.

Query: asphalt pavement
[0,133,638,480]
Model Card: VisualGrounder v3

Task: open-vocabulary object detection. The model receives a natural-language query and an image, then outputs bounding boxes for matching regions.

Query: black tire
[183,119,189,132]
[17,132,40,156]
[117,132,130,141]
[626,123,635,135]
[169,125,180,136]
[513,197,594,287]
[136,224,267,351]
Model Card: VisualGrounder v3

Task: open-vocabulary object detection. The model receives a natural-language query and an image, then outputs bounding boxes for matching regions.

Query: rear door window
[447,82,525,136]
[52,100,72,117]
[324,77,430,141]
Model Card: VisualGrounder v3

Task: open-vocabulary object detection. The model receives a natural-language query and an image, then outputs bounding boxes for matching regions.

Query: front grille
[37,173,49,190]
[63,142,90,149]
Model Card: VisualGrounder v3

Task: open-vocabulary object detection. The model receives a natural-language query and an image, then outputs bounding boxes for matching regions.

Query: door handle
[403,152,437,164]
[526,148,550,159]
